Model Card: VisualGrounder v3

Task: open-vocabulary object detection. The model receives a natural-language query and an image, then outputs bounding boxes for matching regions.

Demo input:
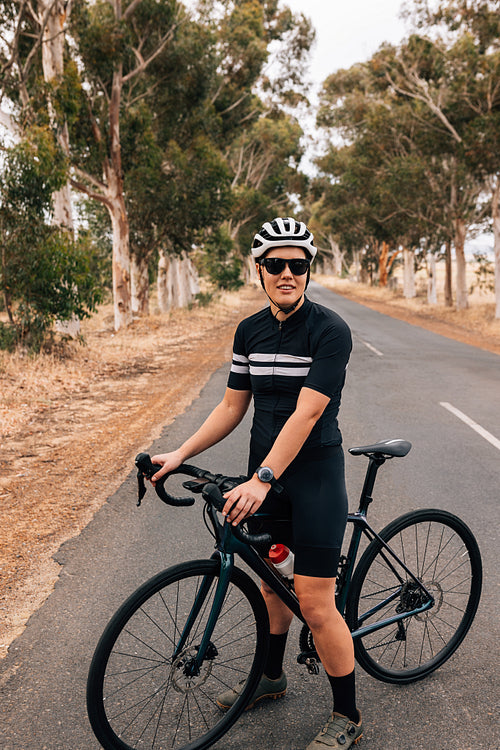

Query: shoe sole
[306,731,363,749]
[216,688,287,712]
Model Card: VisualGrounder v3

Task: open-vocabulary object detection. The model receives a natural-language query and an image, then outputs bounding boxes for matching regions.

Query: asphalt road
[1,282,498,750]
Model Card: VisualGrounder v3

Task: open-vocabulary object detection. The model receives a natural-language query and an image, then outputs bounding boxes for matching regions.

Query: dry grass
[0,288,254,463]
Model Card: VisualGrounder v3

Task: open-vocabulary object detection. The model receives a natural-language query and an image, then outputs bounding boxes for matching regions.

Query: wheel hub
[170,644,216,694]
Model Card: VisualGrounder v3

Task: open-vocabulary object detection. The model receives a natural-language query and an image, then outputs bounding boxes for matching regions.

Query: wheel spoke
[87,560,268,749]
[346,511,481,684]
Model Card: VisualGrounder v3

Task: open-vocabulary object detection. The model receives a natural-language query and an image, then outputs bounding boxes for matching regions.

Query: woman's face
[256,246,309,310]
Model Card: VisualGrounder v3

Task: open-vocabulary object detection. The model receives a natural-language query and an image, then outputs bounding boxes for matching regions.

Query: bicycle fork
[171,550,234,677]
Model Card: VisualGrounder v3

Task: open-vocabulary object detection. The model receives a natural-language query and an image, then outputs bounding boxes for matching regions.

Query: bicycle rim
[87,559,269,750]
[346,509,482,684]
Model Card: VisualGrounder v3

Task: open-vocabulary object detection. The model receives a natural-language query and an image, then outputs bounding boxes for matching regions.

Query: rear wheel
[87,559,269,749]
[346,509,482,684]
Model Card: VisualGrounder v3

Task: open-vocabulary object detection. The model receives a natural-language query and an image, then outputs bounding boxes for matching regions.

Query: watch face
[258,467,274,483]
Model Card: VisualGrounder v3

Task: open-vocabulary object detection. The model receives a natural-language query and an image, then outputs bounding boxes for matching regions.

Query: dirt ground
[1,280,498,658]
[0,286,263,658]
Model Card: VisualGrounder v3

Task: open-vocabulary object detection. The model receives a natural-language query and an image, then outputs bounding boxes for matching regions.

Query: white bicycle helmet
[251,217,317,260]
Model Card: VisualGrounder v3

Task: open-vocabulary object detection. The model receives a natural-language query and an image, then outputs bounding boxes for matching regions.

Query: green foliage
[0,132,102,351]
[1,0,314,321]
[202,227,244,290]
[1,223,103,352]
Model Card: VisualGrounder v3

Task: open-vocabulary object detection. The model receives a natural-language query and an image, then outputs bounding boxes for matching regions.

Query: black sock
[327,670,358,723]
[264,632,288,680]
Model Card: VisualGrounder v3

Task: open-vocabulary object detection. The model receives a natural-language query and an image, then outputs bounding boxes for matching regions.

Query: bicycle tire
[87,559,270,750]
[345,509,482,684]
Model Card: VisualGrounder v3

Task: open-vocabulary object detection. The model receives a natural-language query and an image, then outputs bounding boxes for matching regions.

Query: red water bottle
[269,544,294,580]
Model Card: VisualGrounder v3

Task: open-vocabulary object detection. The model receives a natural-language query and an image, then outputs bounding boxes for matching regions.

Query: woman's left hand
[222,477,269,526]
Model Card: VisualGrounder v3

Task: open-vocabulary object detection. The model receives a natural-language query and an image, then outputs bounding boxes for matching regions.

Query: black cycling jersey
[227,296,352,578]
[227,296,352,454]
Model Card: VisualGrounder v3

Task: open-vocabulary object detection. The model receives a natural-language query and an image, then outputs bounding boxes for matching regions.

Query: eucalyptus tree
[197,0,314,267]
[409,0,500,316]
[316,32,491,309]
[0,1,74,227]
[1,0,314,326]
[381,3,500,311]
[315,61,433,289]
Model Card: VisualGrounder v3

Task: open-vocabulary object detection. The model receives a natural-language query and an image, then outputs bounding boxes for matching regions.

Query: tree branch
[70,170,112,209]
[122,24,178,83]
[386,70,463,144]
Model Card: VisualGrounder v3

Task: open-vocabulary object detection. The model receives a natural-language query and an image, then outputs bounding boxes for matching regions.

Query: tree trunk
[108,194,132,330]
[403,248,416,298]
[379,241,389,287]
[131,253,150,316]
[173,255,196,308]
[491,178,500,319]
[245,255,258,284]
[454,217,468,310]
[39,0,81,337]
[352,251,361,282]
[39,0,73,232]
[106,63,132,330]
[444,241,453,307]
[427,252,437,304]
[327,237,344,276]
[187,255,200,298]
[157,251,173,312]
[157,253,198,311]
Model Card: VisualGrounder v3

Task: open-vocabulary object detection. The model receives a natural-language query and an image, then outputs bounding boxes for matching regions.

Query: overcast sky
[284,0,410,86]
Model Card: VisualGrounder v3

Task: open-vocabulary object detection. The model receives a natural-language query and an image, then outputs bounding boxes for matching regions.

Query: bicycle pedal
[297,652,320,675]
[305,658,320,675]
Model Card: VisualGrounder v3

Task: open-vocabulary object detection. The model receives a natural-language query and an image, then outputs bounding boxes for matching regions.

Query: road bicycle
[87,438,482,750]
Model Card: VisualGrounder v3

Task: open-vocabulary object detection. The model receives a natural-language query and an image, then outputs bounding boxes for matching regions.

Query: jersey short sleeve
[303,316,352,400]
[227,321,251,391]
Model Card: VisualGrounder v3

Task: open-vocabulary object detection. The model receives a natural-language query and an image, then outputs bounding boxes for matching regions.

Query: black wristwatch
[256,466,283,493]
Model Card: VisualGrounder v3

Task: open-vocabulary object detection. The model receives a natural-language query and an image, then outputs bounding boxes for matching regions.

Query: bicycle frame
[175,458,436,672]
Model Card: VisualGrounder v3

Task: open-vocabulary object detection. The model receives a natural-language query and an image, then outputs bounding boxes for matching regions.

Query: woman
[151,217,362,749]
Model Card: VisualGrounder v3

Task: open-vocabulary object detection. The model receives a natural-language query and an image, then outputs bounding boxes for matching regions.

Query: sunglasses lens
[262,258,286,274]
[261,258,310,275]
[288,260,310,275]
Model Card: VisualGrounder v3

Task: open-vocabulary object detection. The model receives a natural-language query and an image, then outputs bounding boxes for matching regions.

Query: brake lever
[135,452,195,507]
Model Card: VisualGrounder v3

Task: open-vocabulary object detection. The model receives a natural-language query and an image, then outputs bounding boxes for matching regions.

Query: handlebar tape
[202,483,272,548]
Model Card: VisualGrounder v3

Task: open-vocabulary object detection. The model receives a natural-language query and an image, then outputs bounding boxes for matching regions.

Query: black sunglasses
[260,257,310,276]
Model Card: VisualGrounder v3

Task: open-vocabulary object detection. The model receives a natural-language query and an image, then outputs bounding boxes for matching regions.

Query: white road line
[360,339,384,357]
[440,402,500,451]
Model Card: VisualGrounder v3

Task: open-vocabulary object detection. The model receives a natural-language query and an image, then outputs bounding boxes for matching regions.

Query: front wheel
[345,509,482,684]
[87,559,270,750]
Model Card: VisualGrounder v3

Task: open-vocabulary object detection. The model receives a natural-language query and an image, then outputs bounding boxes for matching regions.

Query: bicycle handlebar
[135,453,197,507]
[134,453,273,548]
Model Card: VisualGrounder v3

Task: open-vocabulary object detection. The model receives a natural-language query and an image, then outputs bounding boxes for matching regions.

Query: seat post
[358,456,385,513]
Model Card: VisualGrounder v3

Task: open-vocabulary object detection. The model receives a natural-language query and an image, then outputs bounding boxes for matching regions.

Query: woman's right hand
[150,450,184,484]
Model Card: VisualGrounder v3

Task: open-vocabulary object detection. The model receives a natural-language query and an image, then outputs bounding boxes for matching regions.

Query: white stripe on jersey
[249,365,310,377]
[249,353,312,364]
[231,352,311,378]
